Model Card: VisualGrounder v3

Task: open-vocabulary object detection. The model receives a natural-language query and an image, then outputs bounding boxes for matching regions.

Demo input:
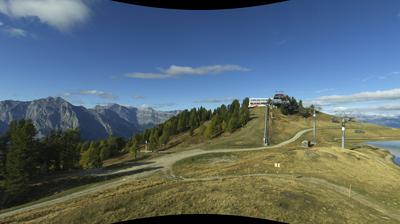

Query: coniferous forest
[0,96,313,207]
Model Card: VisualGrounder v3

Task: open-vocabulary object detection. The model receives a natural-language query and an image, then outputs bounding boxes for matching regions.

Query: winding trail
[0,126,400,222]
[0,129,311,220]
[3,127,400,222]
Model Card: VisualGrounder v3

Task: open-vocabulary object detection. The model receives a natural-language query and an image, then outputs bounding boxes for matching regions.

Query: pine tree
[240,97,250,126]
[87,143,102,168]
[107,136,125,156]
[5,120,39,195]
[177,110,189,132]
[159,122,172,145]
[59,129,81,170]
[40,131,60,173]
[148,130,159,151]
[219,104,228,121]
[227,113,240,133]
[204,115,222,139]
[129,135,141,159]
[188,108,199,135]
[99,140,110,161]
[198,107,208,123]
[229,100,241,115]
[0,134,9,180]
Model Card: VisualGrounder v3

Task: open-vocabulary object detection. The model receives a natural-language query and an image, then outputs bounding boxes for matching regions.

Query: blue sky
[1,0,400,116]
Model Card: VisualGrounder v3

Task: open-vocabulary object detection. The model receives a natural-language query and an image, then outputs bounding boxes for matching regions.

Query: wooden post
[348,184,352,198]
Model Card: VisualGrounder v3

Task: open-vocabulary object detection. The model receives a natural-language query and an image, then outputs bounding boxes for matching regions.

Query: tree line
[0,98,251,206]
[276,95,314,117]
[125,98,251,154]
[0,120,128,206]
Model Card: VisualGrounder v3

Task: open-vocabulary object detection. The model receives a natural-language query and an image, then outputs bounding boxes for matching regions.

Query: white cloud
[152,103,177,108]
[3,26,26,37]
[194,97,236,104]
[63,90,118,100]
[138,103,176,109]
[162,65,250,76]
[309,88,400,106]
[315,88,335,94]
[132,95,145,99]
[125,64,250,79]
[78,90,117,100]
[0,0,90,31]
[0,21,34,38]
[326,103,400,117]
[361,71,399,82]
[126,73,174,79]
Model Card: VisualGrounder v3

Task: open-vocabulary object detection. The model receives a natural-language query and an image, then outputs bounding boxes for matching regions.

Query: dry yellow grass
[166,107,400,151]
[2,107,400,224]
[168,107,315,151]
[3,174,397,224]
[174,146,400,210]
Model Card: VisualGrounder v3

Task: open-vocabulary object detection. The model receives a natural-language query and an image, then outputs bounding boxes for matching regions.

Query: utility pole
[334,111,351,149]
[312,107,316,144]
[264,104,270,146]
[341,118,346,149]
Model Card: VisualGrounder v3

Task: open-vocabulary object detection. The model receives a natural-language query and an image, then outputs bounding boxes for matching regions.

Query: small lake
[366,141,400,165]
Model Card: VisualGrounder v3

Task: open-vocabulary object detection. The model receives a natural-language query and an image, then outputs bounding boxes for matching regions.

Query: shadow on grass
[1,163,162,210]
[102,160,154,171]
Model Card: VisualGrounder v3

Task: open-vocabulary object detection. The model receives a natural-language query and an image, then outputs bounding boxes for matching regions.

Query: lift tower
[311,105,321,145]
[313,107,316,144]
[341,118,346,149]
[334,111,352,149]
[263,104,270,146]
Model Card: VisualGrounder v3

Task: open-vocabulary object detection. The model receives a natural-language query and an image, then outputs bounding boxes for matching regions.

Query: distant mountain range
[353,114,400,128]
[0,97,179,140]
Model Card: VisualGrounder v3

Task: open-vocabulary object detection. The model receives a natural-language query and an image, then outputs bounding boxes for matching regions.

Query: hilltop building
[248,98,271,108]
[248,92,290,108]
[272,91,289,105]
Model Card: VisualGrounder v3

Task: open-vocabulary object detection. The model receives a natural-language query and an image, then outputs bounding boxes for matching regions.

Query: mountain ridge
[352,114,400,128]
[0,97,179,140]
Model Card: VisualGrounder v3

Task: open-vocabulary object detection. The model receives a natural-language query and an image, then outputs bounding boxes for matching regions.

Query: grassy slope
[174,146,400,211]
[168,107,400,150]
[169,109,400,223]
[6,175,393,224]
[3,107,400,223]
[167,107,312,151]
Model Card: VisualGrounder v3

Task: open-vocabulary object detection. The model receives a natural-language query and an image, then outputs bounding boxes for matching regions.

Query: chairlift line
[334,111,352,149]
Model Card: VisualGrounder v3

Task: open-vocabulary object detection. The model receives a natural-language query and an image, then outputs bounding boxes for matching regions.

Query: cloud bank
[309,88,400,106]
[126,64,250,79]
[0,0,90,31]
[2,26,26,37]
[194,97,236,104]
[63,90,118,100]
[132,95,145,99]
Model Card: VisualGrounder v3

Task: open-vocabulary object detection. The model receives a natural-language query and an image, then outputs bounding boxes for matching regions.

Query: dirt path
[1,127,399,222]
[0,129,311,219]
